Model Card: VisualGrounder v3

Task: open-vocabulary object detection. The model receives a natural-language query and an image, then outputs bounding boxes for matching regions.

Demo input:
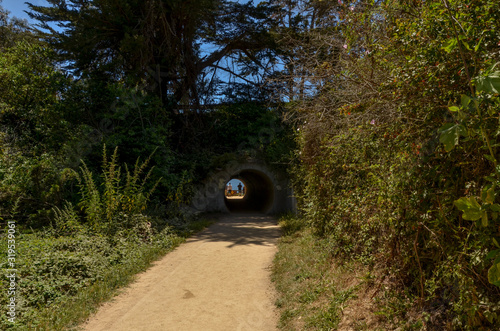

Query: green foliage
[70,145,160,236]
[52,201,82,236]
[438,123,467,152]
[205,103,294,168]
[102,85,174,166]
[0,227,183,330]
[0,151,76,227]
[0,41,73,154]
[438,64,500,291]
[209,103,278,149]
[283,0,500,329]
[0,38,88,228]
[0,3,33,49]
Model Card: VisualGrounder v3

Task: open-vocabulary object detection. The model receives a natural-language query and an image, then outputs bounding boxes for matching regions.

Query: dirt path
[82,214,280,331]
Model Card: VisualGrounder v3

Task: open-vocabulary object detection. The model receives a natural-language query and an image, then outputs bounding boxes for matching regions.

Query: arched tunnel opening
[224,169,275,213]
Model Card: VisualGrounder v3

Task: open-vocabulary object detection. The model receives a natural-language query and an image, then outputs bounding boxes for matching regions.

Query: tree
[0,1,33,50]
[265,0,345,102]
[0,41,73,154]
[27,0,278,107]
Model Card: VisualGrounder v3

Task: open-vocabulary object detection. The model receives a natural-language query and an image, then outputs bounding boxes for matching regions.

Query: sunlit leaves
[438,123,466,152]
[442,37,457,53]
[475,70,500,94]
[454,196,483,221]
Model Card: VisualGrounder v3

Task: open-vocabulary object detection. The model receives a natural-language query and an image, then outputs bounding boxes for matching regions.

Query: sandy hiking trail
[82,214,280,331]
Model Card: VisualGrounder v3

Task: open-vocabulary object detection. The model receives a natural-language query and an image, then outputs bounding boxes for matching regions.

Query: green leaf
[484,154,497,163]
[493,238,500,249]
[482,185,496,204]
[482,210,489,227]
[454,197,473,210]
[438,123,467,152]
[485,176,497,182]
[471,196,481,209]
[454,196,482,220]
[475,71,500,94]
[488,261,500,287]
[461,40,471,51]
[448,106,460,112]
[490,204,500,212]
[474,37,483,52]
[486,186,496,204]
[486,249,500,260]
[442,38,457,53]
[461,95,471,108]
[481,186,489,201]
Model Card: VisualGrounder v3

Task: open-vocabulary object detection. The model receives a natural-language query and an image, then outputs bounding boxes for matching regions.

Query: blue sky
[2,0,48,21]
[228,179,244,189]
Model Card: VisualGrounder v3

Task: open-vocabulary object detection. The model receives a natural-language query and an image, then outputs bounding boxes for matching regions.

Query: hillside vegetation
[272,0,500,330]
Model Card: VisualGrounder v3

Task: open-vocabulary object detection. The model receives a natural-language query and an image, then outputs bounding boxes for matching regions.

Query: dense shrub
[284,0,500,328]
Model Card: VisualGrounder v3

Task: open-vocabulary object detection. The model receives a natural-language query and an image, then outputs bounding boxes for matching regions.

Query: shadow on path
[83,212,281,331]
[190,213,281,248]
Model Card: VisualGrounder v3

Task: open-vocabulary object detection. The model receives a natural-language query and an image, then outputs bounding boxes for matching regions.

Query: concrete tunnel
[224,169,275,213]
[189,161,296,215]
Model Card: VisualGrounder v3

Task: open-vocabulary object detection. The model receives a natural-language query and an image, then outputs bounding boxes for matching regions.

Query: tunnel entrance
[224,169,275,213]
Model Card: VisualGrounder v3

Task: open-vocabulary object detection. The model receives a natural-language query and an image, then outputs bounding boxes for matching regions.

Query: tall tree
[27,0,277,107]
[265,0,344,102]
[0,1,33,50]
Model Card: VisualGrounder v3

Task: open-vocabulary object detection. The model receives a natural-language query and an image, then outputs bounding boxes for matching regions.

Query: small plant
[52,201,83,236]
[70,145,160,236]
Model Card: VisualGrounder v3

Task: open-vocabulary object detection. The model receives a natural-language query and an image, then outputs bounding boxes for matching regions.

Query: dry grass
[272,218,392,331]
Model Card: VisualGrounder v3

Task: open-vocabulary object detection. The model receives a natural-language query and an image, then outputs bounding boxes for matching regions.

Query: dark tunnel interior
[224,169,275,213]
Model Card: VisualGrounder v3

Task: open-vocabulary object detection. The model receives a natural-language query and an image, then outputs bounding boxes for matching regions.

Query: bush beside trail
[276,0,500,329]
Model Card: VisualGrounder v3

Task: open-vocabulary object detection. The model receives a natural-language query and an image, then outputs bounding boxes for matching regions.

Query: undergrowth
[0,146,214,330]
[292,116,500,329]
[280,1,500,328]
[272,214,384,331]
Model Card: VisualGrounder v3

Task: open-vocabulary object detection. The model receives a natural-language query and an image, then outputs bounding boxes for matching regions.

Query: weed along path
[82,214,280,331]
